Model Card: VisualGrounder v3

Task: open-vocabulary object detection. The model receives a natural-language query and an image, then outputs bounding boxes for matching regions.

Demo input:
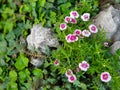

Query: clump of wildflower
[82,30,91,37]
[70,11,79,18]
[66,34,78,42]
[64,16,71,23]
[74,29,82,36]
[89,24,98,33]
[100,72,112,82]
[60,23,67,30]
[81,13,90,21]
[79,61,90,71]
[54,60,60,66]
[68,74,77,83]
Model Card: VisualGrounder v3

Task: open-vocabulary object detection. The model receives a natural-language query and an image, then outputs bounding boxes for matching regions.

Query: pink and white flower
[82,30,91,37]
[89,24,98,33]
[64,16,71,23]
[54,60,59,66]
[81,13,90,21]
[66,34,72,43]
[71,18,77,24]
[74,29,82,36]
[69,34,78,42]
[100,72,112,82]
[70,11,79,18]
[68,74,77,83]
[65,69,73,77]
[79,61,89,71]
[60,23,67,30]
[66,34,78,42]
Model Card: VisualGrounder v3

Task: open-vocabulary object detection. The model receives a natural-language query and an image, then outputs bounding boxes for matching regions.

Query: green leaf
[38,0,46,7]
[53,86,61,90]
[18,69,31,83]
[9,70,17,81]
[3,20,14,34]
[47,78,56,84]
[0,67,3,75]
[0,58,6,66]
[0,40,7,55]
[50,10,56,17]
[73,80,81,87]
[44,61,50,68]
[57,0,67,4]
[48,0,54,3]
[116,49,120,55]
[24,5,31,12]
[60,2,71,13]
[43,69,48,74]
[33,68,43,78]
[80,83,87,90]
[8,0,17,9]
[19,71,26,82]
[50,10,56,23]
[6,31,15,41]
[22,83,32,90]
[2,7,14,19]
[39,11,46,21]
[45,2,53,9]
[15,54,29,70]
[0,34,4,41]
[9,82,18,90]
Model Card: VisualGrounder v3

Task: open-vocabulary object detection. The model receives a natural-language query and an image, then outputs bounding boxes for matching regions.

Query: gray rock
[94,5,120,41]
[26,24,59,54]
[94,5,120,54]
[26,24,59,66]
[30,57,44,67]
[110,41,120,54]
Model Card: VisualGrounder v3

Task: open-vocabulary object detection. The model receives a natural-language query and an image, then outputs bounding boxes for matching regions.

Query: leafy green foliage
[33,68,43,78]
[0,0,80,89]
[15,54,29,70]
[9,70,17,81]
[1,0,119,90]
